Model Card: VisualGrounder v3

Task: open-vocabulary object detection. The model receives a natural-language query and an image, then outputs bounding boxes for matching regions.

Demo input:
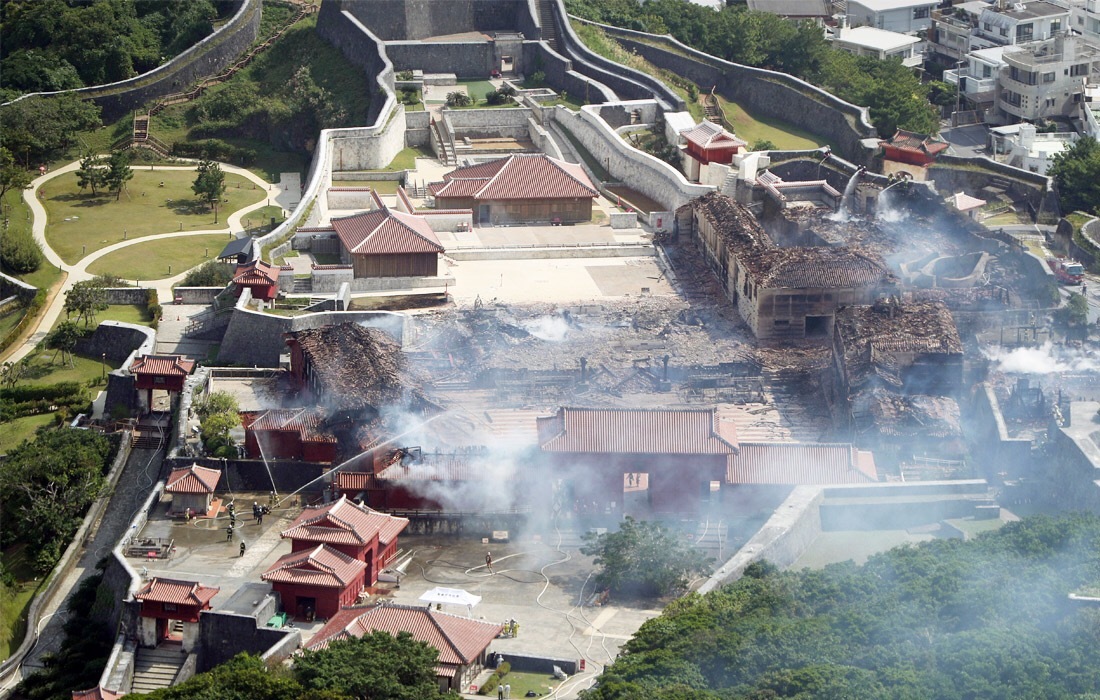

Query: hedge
[0,288,45,354]
[478,662,511,695]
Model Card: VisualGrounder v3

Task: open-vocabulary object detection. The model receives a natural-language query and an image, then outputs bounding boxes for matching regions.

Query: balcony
[944,68,998,96]
[932,9,975,30]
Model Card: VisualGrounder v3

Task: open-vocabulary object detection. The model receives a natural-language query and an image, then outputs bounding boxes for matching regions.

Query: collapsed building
[829,298,965,465]
[680,191,891,341]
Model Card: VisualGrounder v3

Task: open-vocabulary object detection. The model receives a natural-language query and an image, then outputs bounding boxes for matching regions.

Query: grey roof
[218,236,254,260]
[747,0,832,16]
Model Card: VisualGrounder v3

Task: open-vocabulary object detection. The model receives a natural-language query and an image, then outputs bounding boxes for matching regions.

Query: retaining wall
[0,270,38,301]
[1,0,261,123]
[385,41,497,78]
[447,243,653,261]
[332,0,538,42]
[445,107,533,139]
[311,267,455,293]
[174,287,224,305]
[103,287,149,305]
[198,612,300,673]
[75,321,156,365]
[327,188,378,210]
[406,110,432,147]
[521,42,617,106]
[552,105,711,211]
[929,155,1059,222]
[579,19,877,165]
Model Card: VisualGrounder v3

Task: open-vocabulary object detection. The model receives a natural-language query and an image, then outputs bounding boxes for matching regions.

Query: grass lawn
[310,252,342,265]
[946,517,1005,538]
[0,544,48,660]
[0,189,64,293]
[86,233,231,281]
[19,350,119,387]
[41,169,266,264]
[97,304,153,327]
[242,204,286,235]
[459,79,498,99]
[487,671,561,697]
[718,98,828,151]
[371,146,435,172]
[0,308,25,340]
[0,413,56,455]
[985,211,1030,226]
[330,180,402,194]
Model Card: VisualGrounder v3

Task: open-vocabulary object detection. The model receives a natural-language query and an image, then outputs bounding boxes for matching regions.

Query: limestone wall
[327,188,377,210]
[0,270,37,301]
[174,287,224,305]
[311,267,455,293]
[75,321,155,365]
[406,110,432,147]
[446,244,652,261]
[581,20,877,165]
[1,0,260,123]
[333,0,538,42]
[552,105,711,211]
[103,287,149,305]
[386,41,497,78]
[198,612,299,673]
[420,211,474,231]
[522,42,617,105]
[446,106,533,139]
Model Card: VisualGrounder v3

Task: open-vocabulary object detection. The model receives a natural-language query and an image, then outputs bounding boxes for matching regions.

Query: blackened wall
[333,0,536,41]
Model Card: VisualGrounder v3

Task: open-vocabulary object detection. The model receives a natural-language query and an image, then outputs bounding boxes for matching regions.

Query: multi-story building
[1082,83,1100,137]
[832,24,925,67]
[998,34,1100,121]
[943,45,1011,118]
[972,0,1070,50]
[928,1,987,63]
[846,0,940,34]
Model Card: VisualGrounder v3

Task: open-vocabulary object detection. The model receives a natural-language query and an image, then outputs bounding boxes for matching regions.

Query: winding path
[3,160,281,363]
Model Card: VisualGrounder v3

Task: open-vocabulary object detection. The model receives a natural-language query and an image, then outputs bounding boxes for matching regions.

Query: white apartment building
[832,24,924,66]
[944,45,1010,117]
[991,122,1077,173]
[1083,83,1100,137]
[846,0,940,34]
[998,34,1100,121]
[972,0,1070,50]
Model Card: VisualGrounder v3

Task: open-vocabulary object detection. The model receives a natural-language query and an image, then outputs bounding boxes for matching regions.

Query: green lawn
[45,303,152,335]
[0,413,56,456]
[0,308,25,340]
[483,671,560,697]
[0,189,64,294]
[18,350,119,387]
[242,205,286,235]
[86,233,232,281]
[719,98,828,151]
[0,544,48,660]
[330,180,401,194]
[370,146,435,172]
[41,169,266,264]
[310,252,342,265]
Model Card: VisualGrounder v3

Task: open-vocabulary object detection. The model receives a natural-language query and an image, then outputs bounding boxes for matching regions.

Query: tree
[195,390,240,421]
[445,91,472,107]
[63,279,109,326]
[46,321,84,367]
[181,260,236,288]
[196,391,240,457]
[104,150,134,201]
[192,159,226,222]
[581,517,712,598]
[1048,136,1100,215]
[0,93,101,166]
[0,147,34,202]
[75,152,107,196]
[295,632,458,700]
[751,139,777,151]
[1055,291,1089,330]
[0,225,43,273]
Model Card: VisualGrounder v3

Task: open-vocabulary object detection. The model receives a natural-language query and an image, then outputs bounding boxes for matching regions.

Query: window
[1000,26,1008,36]
[983,21,992,31]
[1071,63,1089,77]
[914,6,930,19]
[983,64,993,78]
[1050,20,1061,32]
[1043,72,1056,83]
[1016,23,1034,41]
[164,603,177,611]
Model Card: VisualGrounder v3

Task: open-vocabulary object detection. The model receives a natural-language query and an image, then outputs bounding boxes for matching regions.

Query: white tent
[418,587,482,610]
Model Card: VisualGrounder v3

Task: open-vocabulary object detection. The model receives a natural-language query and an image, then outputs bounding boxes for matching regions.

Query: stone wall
[447,244,652,261]
[310,266,455,292]
[1,0,260,123]
[445,106,533,139]
[420,211,474,232]
[0,270,37,301]
[174,287,224,305]
[385,41,497,78]
[103,287,149,305]
[584,20,877,165]
[552,105,711,211]
[75,321,156,364]
[198,612,299,673]
[929,155,1059,222]
[327,188,377,210]
[333,0,537,42]
[406,110,432,147]
[967,383,1034,474]
[522,42,617,105]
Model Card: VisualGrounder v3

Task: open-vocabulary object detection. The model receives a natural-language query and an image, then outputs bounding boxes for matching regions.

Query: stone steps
[131,645,186,694]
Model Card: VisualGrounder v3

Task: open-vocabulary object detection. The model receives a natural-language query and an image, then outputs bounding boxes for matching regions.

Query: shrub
[171,139,257,166]
[0,228,43,274]
[179,260,235,288]
[531,70,546,87]
[485,90,507,106]
[446,91,472,107]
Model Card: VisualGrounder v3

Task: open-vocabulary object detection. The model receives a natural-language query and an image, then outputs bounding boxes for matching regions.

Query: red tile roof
[882,129,949,156]
[334,471,376,492]
[261,544,366,588]
[165,464,221,494]
[241,409,338,444]
[432,154,597,202]
[129,354,196,377]
[727,443,877,484]
[306,602,503,664]
[537,407,739,455]
[681,121,746,150]
[233,259,281,286]
[281,495,409,547]
[134,577,219,607]
[330,207,444,256]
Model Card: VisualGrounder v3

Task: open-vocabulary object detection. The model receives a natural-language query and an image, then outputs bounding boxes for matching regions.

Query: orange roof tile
[726,443,878,484]
[261,544,366,588]
[330,207,444,256]
[233,259,281,285]
[165,464,221,494]
[434,154,597,201]
[72,688,122,700]
[129,354,196,377]
[306,603,503,664]
[681,121,746,150]
[281,495,409,547]
[134,577,219,607]
[241,409,338,444]
[537,407,739,455]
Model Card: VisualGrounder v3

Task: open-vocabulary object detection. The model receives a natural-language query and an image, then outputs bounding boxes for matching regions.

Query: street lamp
[101,353,106,382]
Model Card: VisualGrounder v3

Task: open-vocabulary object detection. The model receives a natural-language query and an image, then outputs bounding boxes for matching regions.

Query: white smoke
[522,315,572,342]
[986,342,1100,374]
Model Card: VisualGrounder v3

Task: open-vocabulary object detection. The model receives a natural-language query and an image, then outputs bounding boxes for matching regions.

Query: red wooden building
[129,354,195,414]
[165,464,221,518]
[280,495,408,587]
[261,544,366,620]
[328,207,445,278]
[881,129,948,166]
[232,259,281,301]
[537,407,739,514]
[680,121,746,182]
[306,603,503,692]
[240,408,338,463]
[133,577,219,650]
[429,153,598,225]
[72,688,122,700]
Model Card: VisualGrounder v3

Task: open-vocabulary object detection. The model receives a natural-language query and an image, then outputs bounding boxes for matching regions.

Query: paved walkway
[3,160,282,364]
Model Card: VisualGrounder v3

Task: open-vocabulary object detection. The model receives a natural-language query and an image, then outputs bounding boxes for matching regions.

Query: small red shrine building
[72,687,123,700]
[880,129,949,166]
[241,408,338,463]
[306,603,503,692]
[129,354,195,414]
[165,464,221,517]
[680,121,746,182]
[537,407,739,514]
[133,577,219,650]
[232,259,281,301]
[261,544,366,620]
[280,495,408,587]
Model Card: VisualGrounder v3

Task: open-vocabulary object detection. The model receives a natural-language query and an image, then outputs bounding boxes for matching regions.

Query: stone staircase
[704,93,723,125]
[131,644,186,694]
[431,117,456,166]
[131,425,164,450]
[538,0,559,51]
[292,277,313,294]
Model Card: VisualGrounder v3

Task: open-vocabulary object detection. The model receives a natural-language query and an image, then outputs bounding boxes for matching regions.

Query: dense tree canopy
[565,0,939,135]
[582,517,713,598]
[0,92,101,166]
[1049,136,1100,216]
[0,0,228,98]
[142,633,459,700]
[580,514,1100,699]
